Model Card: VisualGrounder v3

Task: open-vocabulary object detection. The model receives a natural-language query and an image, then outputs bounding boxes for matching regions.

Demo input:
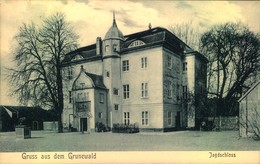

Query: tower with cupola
[102,12,124,127]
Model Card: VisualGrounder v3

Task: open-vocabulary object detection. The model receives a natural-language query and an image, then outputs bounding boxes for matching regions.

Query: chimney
[96,37,102,55]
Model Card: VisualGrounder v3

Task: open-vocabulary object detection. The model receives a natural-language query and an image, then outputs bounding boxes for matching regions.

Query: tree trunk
[56,63,64,133]
[58,111,63,133]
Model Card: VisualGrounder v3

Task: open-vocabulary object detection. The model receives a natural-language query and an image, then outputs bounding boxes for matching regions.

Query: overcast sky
[0,0,260,106]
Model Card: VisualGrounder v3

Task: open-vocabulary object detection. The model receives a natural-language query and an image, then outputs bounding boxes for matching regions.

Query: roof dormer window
[72,54,83,61]
[128,40,145,48]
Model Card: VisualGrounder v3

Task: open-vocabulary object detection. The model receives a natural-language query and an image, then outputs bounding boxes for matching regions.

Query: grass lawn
[0,130,259,152]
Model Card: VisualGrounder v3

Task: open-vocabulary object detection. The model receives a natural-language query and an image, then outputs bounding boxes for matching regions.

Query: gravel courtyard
[0,130,259,152]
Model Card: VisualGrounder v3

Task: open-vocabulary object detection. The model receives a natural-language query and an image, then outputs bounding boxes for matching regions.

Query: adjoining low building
[238,81,260,138]
[0,105,57,132]
[61,13,208,132]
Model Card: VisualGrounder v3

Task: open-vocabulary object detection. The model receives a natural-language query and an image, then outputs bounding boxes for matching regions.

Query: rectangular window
[114,104,119,110]
[142,111,149,125]
[100,93,104,103]
[141,82,148,98]
[183,62,187,71]
[105,45,109,52]
[183,86,188,100]
[76,102,90,112]
[176,84,180,101]
[77,92,80,100]
[69,91,72,103]
[113,88,119,95]
[67,67,73,80]
[113,44,117,51]
[167,112,172,125]
[123,84,130,99]
[141,57,147,69]
[122,60,129,71]
[124,112,130,125]
[98,112,102,119]
[77,92,86,101]
[85,92,89,101]
[167,55,172,69]
[167,81,173,98]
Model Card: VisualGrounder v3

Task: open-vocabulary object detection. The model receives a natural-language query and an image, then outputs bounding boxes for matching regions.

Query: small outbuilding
[238,81,260,138]
[0,105,57,132]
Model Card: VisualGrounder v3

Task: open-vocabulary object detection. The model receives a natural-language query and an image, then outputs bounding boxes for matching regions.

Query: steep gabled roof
[72,66,107,90]
[238,81,260,102]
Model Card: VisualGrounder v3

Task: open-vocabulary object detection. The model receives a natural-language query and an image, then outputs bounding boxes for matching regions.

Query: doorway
[175,112,181,129]
[80,118,87,132]
[33,121,39,130]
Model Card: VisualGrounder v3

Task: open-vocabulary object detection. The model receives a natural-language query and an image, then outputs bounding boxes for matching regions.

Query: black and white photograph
[0,0,260,163]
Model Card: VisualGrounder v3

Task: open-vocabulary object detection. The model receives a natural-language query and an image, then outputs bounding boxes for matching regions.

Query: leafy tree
[8,13,79,132]
[200,22,260,116]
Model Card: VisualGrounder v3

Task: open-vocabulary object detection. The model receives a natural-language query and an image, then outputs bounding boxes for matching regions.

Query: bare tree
[200,22,260,116]
[8,13,79,132]
[168,21,201,51]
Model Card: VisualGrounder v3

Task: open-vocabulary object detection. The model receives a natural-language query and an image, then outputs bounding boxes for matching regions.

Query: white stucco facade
[61,16,208,132]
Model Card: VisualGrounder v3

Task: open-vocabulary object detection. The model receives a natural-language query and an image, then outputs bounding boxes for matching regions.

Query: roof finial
[113,10,115,21]
[148,23,152,30]
[112,10,117,27]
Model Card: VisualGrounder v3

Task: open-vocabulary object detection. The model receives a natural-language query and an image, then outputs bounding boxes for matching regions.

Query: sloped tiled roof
[185,50,209,63]
[0,105,58,122]
[84,72,107,90]
[122,28,165,49]
[0,105,44,119]
[63,44,98,63]
[0,106,40,112]
[62,27,198,65]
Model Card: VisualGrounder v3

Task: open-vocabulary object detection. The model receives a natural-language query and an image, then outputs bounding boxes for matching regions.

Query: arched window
[72,55,84,61]
[128,40,145,48]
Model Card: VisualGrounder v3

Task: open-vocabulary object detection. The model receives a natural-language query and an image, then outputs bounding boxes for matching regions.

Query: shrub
[112,123,139,133]
[200,120,216,131]
[95,122,109,132]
